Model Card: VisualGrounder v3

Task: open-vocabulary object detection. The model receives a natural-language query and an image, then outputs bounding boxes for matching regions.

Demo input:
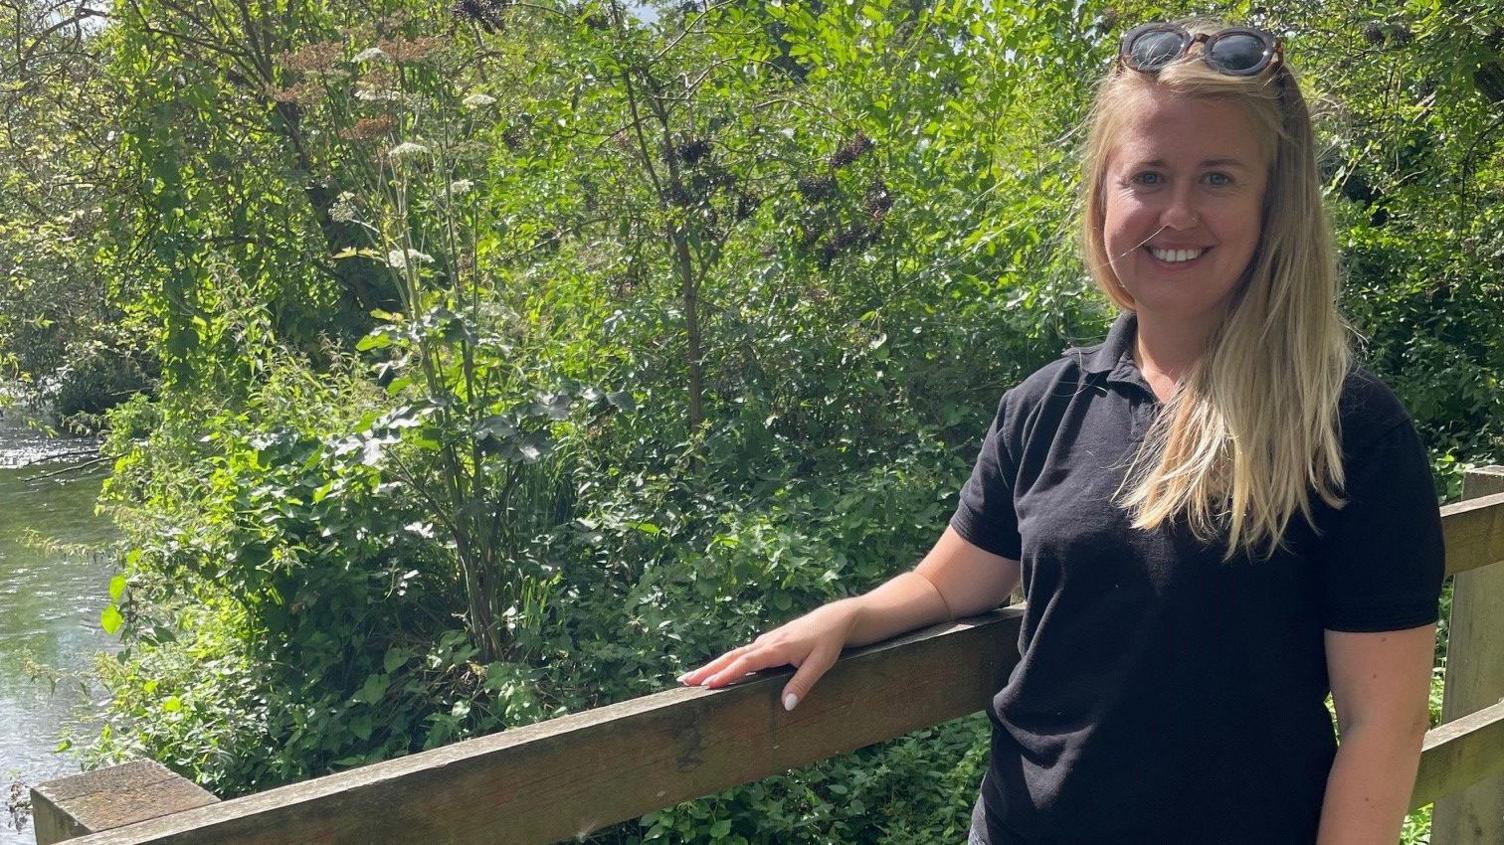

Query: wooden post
[1433,466,1504,845]
[30,760,218,844]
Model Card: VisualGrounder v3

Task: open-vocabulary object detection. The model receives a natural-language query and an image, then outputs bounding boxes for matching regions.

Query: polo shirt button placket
[1109,357,1160,441]
[1130,398,1157,440]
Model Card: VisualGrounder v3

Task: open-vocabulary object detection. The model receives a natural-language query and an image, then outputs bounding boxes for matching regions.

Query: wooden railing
[32,468,1504,845]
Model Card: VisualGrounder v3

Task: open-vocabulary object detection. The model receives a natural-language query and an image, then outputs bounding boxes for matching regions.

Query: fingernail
[783,693,799,711]
[700,677,713,687]
[676,672,691,683]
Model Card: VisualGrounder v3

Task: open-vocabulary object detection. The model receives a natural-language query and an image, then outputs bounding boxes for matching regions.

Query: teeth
[1149,246,1206,263]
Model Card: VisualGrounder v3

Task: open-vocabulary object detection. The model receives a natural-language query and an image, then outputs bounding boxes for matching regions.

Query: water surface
[0,413,114,845]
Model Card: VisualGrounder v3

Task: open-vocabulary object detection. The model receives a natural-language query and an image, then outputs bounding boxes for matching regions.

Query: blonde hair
[1078,17,1352,559]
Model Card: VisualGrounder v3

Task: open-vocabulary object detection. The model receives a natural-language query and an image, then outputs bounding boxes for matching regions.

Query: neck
[1132,310,1217,383]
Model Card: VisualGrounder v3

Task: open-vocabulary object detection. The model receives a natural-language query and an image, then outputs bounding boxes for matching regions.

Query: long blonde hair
[1078,18,1352,560]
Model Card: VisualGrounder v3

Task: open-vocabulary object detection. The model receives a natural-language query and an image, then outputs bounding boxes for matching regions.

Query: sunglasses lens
[1128,29,1185,70]
[1207,33,1269,74]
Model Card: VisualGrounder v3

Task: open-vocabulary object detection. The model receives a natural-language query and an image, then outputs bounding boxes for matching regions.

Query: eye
[1130,171,1163,186]
[1204,171,1233,186]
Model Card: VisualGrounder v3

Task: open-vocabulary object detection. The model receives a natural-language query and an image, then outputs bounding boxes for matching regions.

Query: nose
[1159,184,1201,231]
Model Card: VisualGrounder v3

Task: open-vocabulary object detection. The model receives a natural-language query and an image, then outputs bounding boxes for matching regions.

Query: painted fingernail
[783,693,799,711]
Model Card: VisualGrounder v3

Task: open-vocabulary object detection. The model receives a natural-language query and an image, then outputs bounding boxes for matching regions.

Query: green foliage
[91,351,590,791]
[1,0,1496,841]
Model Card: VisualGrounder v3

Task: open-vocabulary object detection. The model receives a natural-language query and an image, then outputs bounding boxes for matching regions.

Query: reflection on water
[0,411,115,845]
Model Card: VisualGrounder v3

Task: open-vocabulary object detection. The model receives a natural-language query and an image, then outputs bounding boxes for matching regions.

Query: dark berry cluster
[677,138,712,166]
[797,175,837,202]
[733,190,761,222]
[817,221,882,265]
[451,0,511,33]
[1362,21,1413,47]
[828,131,873,168]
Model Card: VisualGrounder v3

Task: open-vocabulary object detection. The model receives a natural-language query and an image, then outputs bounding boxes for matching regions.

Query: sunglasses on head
[1118,22,1283,77]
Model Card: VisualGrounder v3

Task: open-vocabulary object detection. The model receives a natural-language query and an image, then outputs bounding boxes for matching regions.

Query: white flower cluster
[329,191,357,224]
[355,87,400,102]
[448,179,473,196]
[387,141,430,160]
[387,248,435,270]
[462,92,496,110]
[353,47,388,63]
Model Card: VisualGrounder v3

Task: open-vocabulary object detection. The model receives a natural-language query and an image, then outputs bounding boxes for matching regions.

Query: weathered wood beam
[1441,489,1504,576]
[1413,699,1504,811]
[30,760,219,844]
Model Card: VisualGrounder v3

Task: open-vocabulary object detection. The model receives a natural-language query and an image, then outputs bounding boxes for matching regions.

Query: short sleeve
[950,390,1023,560]
[1319,417,1445,632]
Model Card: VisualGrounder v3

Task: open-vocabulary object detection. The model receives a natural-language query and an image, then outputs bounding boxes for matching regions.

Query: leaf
[100,604,123,634]
[532,392,572,420]
[384,647,410,674]
[357,673,390,703]
[162,695,182,713]
[350,713,374,741]
[355,331,392,351]
[516,432,553,462]
[332,247,385,261]
[476,414,517,440]
[109,574,127,602]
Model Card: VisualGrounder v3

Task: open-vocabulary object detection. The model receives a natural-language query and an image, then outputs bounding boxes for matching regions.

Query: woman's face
[1101,88,1269,332]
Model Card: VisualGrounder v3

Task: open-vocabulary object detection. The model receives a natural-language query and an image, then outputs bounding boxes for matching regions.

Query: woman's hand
[675,600,860,712]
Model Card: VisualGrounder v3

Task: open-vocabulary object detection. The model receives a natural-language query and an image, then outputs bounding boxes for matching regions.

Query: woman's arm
[679,527,1021,709]
[846,525,1022,647]
[1316,623,1436,845]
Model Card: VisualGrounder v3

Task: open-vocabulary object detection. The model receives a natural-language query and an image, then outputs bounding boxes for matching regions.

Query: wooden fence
[31,467,1504,845]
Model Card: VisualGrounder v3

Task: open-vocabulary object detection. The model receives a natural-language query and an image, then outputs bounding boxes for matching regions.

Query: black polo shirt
[951,311,1445,845]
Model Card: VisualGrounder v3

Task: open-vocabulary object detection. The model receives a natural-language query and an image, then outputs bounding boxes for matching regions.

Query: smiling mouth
[1144,245,1212,268]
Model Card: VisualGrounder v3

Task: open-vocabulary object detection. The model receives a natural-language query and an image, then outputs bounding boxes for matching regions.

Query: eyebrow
[1130,157,1251,170]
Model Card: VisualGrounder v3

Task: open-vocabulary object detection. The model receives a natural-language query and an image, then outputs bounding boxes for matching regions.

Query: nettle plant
[271,24,631,665]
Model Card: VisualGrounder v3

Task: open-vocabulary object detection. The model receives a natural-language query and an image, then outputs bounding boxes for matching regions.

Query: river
[0,412,115,845]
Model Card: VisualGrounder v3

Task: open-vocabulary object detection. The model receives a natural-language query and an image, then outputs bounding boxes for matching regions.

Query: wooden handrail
[1413,699,1504,809]
[48,612,1023,845]
[35,492,1504,845]
[1440,490,1504,575]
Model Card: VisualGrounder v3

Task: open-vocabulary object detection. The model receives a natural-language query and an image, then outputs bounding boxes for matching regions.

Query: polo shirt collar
[1084,310,1155,395]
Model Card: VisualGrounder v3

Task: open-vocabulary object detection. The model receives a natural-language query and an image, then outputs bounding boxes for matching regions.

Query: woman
[677,18,1443,844]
